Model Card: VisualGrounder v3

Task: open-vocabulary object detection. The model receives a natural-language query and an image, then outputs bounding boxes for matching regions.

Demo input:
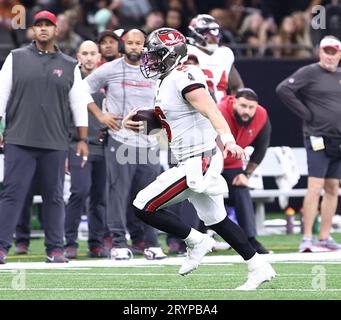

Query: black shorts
[304,137,341,179]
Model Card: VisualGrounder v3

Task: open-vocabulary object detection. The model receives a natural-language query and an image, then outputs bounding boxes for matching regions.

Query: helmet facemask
[140,47,169,79]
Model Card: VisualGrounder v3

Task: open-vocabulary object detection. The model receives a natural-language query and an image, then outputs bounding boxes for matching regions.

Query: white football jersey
[187,44,234,104]
[155,64,217,161]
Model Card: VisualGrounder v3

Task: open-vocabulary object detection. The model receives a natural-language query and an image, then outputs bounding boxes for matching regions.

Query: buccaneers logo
[53,69,63,78]
[159,31,185,46]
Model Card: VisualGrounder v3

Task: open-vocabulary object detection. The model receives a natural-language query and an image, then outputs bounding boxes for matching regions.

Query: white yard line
[0,287,340,292]
[0,251,340,270]
[0,272,340,277]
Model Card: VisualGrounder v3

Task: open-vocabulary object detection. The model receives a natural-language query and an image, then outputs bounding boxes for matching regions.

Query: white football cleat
[235,262,276,290]
[212,240,231,251]
[179,235,215,276]
[110,248,133,260]
[144,247,167,260]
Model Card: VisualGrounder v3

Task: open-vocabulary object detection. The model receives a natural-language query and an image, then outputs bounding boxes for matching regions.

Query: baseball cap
[320,37,341,51]
[33,10,57,26]
[97,30,120,44]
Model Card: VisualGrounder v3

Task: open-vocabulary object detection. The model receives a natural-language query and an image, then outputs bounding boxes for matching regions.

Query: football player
[187,14,244,103]
[123,28,276,290]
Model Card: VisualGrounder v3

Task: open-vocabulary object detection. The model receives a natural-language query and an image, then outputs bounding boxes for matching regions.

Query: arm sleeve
[0,53,13,117]
[69,66,91,127]
[275,66,313,122]
[250,117,271,164]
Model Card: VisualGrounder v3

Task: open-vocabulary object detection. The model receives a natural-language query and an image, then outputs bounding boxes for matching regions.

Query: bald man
[77,40,102,76]
[84,29,167,260]
[64,40,109,259]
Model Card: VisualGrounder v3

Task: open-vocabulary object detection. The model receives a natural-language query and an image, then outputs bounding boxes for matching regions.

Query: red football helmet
[140,28,188,79]
[188,14,221,52]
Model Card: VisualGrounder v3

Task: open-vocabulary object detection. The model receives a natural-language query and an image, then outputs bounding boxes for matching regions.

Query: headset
[118,28,147,54]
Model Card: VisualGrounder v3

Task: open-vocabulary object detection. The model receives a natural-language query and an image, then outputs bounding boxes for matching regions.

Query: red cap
[33,10,57,26]
[320,37,341,51]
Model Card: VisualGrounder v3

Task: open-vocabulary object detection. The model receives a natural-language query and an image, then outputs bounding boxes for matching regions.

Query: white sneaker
[299,236,314,253]
[110,248,133,260]
[314,237,341,251]
[235,262,276,290]
[179,235,215,276]
[144,247,167,260]
[212,241,231,251]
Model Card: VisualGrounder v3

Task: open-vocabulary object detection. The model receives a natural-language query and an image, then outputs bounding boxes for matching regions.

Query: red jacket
[218,95,268,169]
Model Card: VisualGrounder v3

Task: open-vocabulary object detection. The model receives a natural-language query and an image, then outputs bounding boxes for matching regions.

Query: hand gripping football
[132,109,162,134]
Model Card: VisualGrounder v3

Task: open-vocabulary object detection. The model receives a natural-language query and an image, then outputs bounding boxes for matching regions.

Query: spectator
[218,88,271,254]
[0,10,89,264]
[166,0,196,22]
[116,0,152,29]
[270,15,311,58]
[141,10,165,35]
[36,0,80,16]
[291,11,313,57]
[165,8,186,35]
[239,11,272,57]
[55,13,83,57]
[228,0,250,35]
[276,35,341,253]
[209,8,240,49]
[260,0,323,26]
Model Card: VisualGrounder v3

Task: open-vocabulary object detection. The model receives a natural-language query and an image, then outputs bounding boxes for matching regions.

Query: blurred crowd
[1,0,341,60]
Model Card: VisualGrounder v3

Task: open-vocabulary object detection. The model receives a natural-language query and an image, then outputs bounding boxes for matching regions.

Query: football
[132,109,162,134]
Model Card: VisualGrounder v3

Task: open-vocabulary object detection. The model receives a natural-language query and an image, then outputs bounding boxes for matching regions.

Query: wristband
[242,170,251,178]
[220,132,236,145]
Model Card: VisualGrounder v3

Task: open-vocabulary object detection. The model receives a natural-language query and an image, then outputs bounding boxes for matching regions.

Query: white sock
[245,253,266,271]
[185,228,205,245]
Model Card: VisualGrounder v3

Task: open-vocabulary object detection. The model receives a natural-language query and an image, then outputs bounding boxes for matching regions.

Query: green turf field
[0,263,340,300]
[0,233,340,300]
[4,232,338,261]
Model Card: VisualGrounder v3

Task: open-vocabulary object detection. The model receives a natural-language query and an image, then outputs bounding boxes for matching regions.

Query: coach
[0,10,89,264]
[276,36,341,252]
[219,88,271,254]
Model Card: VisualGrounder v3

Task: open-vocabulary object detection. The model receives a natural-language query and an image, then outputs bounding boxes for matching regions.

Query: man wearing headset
[84,29,166,260]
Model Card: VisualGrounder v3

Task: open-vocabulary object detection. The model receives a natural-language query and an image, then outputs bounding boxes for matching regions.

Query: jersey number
[155,106,172,142]
[202,69,228,96]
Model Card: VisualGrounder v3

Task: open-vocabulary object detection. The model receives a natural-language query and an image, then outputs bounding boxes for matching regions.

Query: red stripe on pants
[145,156,210,212]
